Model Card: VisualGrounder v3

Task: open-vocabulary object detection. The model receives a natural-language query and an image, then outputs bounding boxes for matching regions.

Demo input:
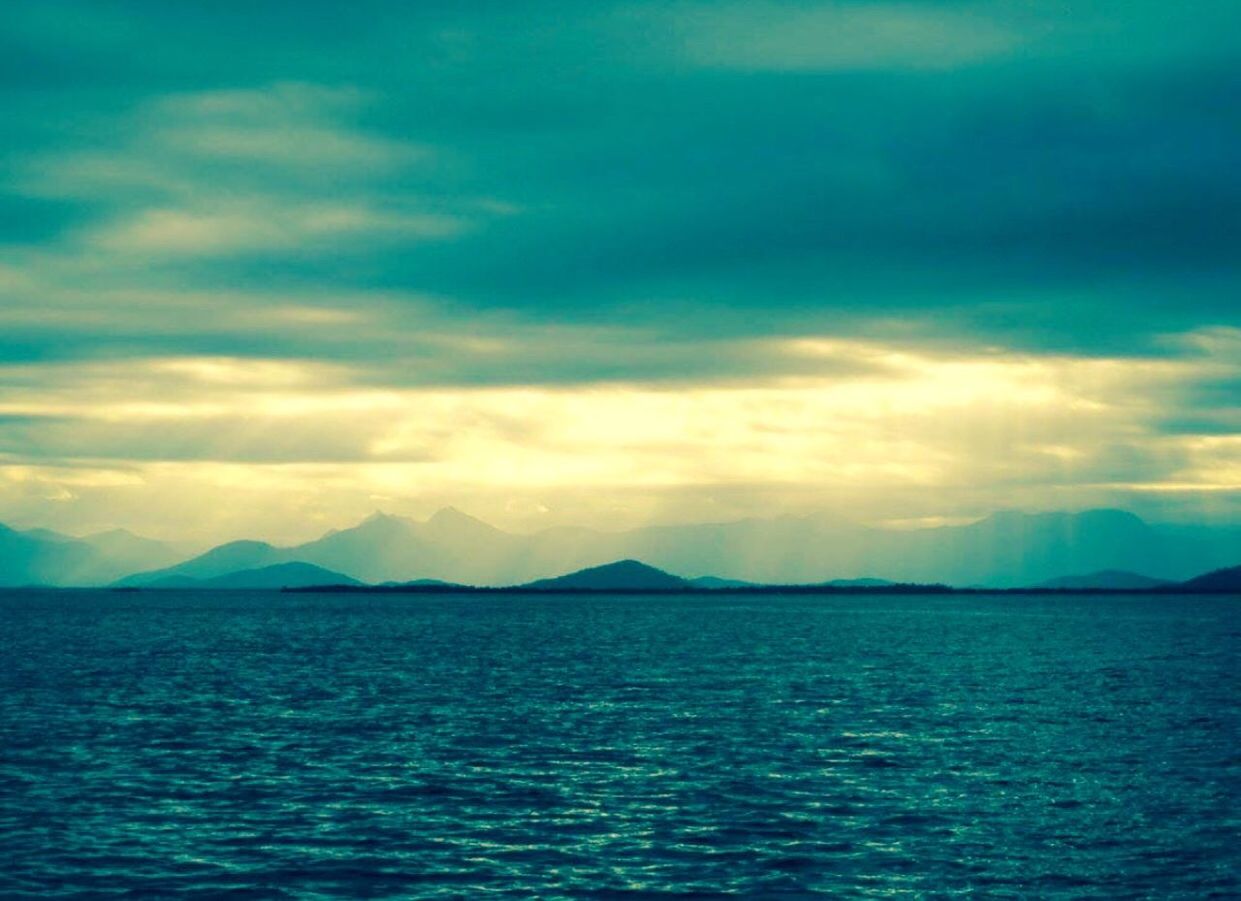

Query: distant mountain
[78,529,182,575]
[276,508,523,584]
[146,562,359,590]
[1175,565,1241,593]
[20,527,75,544]
[523,560,689,591]
[0,524,97,586]
[1034,569,1171,590]
[118,539,287,586]
[823,577,894,588]
[0,523,181,586]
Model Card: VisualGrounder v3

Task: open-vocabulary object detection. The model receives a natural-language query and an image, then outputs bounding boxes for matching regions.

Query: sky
[0,0,1238,543]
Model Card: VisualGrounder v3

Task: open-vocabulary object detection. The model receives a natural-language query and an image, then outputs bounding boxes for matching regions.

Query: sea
[1,590,1238,898]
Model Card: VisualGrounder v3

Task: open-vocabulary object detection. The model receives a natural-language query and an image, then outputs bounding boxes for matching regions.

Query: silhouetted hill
[146,562,359,589]
[823,577,894,588]
[523,560,689,591]
[1034,570,1171,590]
[1176,565,1241,592]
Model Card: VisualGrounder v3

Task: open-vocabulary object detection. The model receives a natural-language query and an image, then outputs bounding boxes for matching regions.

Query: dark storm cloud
[7,2,1235,359]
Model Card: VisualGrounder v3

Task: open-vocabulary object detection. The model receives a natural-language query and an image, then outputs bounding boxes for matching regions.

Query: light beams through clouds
[0,333,1237,541]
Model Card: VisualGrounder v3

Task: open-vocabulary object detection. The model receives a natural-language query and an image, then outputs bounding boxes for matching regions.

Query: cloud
[0,338,1235,541]
[18,83,420,194]
[147,83,426,170]
[5,7,1240,354]
[672,2,1019,71]
[87,203,464,257]
[9,81,471,261]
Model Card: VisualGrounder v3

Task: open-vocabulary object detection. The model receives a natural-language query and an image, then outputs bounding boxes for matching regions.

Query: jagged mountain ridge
[113,506,1241,589]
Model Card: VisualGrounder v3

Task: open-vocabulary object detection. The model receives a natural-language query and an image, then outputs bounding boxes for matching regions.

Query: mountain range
[2,506,1238,589]
[288,559,1241,594]
[0,524,184,587]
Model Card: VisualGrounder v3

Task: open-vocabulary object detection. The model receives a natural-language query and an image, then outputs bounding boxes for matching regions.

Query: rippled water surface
[2,591,1239,897]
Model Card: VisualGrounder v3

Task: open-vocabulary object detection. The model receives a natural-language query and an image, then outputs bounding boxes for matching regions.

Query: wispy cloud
[148,83,423,169]
[11,81,470,260]
[671,2,1020,71]
[86,202,464,257]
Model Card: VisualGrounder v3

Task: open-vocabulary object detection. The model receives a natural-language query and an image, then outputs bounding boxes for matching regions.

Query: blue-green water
[1,591,1238,898]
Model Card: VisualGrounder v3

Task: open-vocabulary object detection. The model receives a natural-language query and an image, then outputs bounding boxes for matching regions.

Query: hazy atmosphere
[2,1,1239,545]
[4,6,1241,898]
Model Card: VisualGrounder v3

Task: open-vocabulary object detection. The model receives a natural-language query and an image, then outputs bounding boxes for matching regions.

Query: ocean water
[1,591,1238,898]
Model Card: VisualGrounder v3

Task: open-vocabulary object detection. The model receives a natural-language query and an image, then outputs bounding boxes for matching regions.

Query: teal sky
[0,1,1238,541]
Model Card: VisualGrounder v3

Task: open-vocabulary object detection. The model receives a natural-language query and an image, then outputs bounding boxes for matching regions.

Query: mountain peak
[428,505,475,524]
[88,527,135,539]
[351,510,417,534]
[425,506,500,534]
[523,559,688,590]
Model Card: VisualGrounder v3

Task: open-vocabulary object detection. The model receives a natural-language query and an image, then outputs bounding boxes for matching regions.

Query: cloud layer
[0,1,1238,539]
